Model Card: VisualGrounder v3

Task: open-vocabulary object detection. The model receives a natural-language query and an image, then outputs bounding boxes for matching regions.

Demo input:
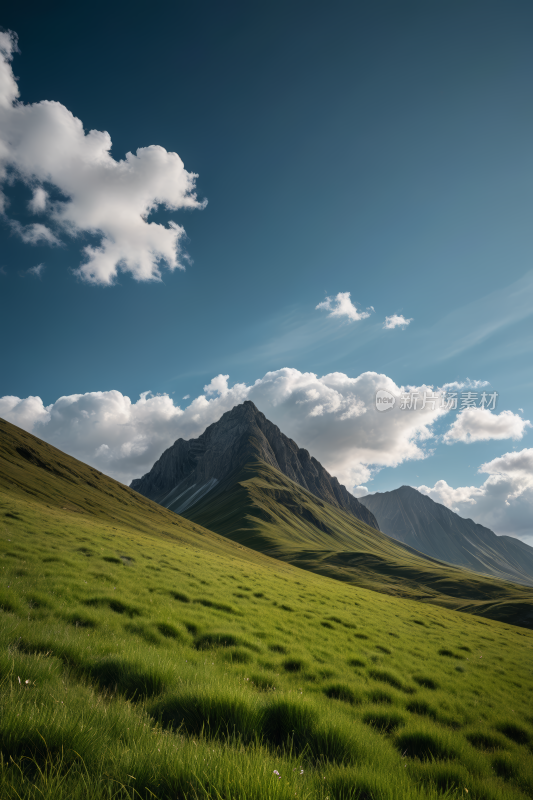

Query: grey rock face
[130,400,379,529]
[360,485,533,586]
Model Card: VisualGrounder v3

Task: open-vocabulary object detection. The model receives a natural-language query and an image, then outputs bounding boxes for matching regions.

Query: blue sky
[1,0,532,540]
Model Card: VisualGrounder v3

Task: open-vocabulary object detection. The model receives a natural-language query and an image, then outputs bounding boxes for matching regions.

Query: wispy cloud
[424,270,533,364]
[27,263,45,278]
[383,314,412,329]
[9,220,61,246]
[316,291,371,322]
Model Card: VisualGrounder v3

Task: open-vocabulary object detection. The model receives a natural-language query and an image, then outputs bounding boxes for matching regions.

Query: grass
[184,459,533,630]
[1,419,533,798]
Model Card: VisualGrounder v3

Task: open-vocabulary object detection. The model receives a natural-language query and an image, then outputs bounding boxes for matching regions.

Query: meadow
[186,460,533,630]
[1,419,533,799]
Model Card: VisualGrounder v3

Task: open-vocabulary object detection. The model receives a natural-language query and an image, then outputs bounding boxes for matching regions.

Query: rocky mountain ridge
[131,400,379,529]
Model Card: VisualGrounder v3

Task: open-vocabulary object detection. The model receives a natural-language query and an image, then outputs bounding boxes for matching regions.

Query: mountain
[130,404,533,629]
[359,485,533,587]
[131,400,379,529]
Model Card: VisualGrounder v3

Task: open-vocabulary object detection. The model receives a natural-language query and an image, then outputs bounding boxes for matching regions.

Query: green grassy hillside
[1,419,533,799]
[185,460,533,630]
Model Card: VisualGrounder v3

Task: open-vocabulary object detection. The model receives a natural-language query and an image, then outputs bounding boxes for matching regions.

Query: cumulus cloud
[383,314,412,329]
[419,448,533,543]
[0,394,51,430]
[0,30,206,285]
[443,407,531,444]
[0,368,452,488]
[316,292,371,322]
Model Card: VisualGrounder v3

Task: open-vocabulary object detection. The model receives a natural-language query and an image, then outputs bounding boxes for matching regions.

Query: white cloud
[0,394,51,430]
[27,262,45,278]
[204,374,230,396]
[353,485,369,498]
[0,31,205,285]
[443,407,531,444]
[0,369,452,489]
[316,292,371,322]
[9,220,61,246]
[383,314,412,329]
[182,394,190,400]
[419,448,533,543]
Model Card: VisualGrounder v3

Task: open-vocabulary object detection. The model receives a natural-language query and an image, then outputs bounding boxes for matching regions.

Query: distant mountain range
[359,486,533,587]
[131,400,378,530]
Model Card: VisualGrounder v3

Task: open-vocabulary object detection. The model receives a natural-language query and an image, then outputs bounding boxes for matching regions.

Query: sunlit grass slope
[185,460,533,631]
[1,419,533,799]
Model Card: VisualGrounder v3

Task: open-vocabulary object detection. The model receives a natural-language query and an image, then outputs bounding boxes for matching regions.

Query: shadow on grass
[84,597,141,618]
[87,657,167,699]
[496,721,530,745]
[323,683,360,705]
[412,675,439,690]
[362,709,406,734]
[368,669,415,694]
[283,658,307,672]
[152,692,259,743]
[465,730,508,751]
[395,730,457,761]
[156,622,187,642]
[406,699,438,721]
[195,632,260,652]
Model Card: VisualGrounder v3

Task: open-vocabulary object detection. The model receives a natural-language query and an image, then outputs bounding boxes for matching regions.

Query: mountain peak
[359,485,533,587]
[131,402,379,529]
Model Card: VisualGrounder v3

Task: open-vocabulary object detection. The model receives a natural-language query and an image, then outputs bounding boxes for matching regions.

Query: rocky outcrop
[131,400,379,529]
[360,485,533,586]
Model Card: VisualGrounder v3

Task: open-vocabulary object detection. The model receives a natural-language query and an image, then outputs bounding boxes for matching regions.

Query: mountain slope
[129,404,533,630]
[0,416,273,566]
[2,421,533,800]
[359,485,533,587]
[131,400,378,529]
[182,458,533,629]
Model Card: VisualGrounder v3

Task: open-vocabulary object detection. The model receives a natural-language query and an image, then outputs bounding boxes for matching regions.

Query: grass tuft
[156,621,186,640]
[363,709,406,733]
[282,658,306,672]
[395,729,457,761]
[413,675,439,690]
[466,730,508,751]
[323,683,359,704]
[152,690,259,742]
[496,721,530,745]
[87,657,167,699]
